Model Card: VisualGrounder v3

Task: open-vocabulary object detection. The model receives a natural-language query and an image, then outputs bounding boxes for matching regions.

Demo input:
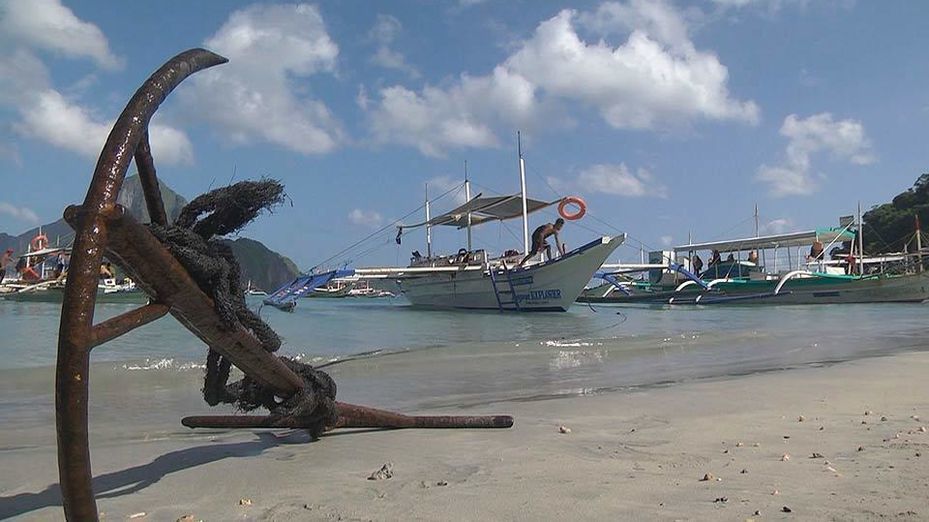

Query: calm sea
[1,296,928,446]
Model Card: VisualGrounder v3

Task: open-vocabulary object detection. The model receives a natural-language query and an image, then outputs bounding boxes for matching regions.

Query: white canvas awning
[405,194,557,229]
[673,228,856,253]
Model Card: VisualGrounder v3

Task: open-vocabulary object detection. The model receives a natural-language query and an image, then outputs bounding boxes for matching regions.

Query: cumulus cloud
[0,0,121,69]
[369,14,420,79]
[0,0,192,164]
[761,218,792,234]
[348,208,384,228]
[0,202,40,223]
[181,3,344,155]
[756,113,874,197]
[14,89,192,164]
[577,163,668,198]
[364,0,758,156]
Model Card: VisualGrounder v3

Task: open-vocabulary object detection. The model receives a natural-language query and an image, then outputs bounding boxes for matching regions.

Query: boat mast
[465,161,472,252]
[517,132,530,255]
[857,201,864,275]
[425,183,432,258]
[754,203,759,237]
[917,214,923,272]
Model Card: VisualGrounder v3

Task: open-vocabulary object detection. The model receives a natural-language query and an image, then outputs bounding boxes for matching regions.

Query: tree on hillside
[862,173,929,253]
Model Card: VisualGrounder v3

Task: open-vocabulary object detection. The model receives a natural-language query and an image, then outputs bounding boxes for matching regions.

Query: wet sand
[1,351,927,521]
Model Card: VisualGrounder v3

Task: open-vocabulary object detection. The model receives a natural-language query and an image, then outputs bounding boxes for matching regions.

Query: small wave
[119,358,205,371]
[542,339,603,348]
[549,349,605,370]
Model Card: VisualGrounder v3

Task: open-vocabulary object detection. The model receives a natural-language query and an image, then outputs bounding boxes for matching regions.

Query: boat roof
[19,246,69,258]
[673,227,856,253]
[405,193,557,229]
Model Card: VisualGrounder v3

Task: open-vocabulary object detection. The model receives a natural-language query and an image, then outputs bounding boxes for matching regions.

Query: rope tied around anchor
[148,179,337,436]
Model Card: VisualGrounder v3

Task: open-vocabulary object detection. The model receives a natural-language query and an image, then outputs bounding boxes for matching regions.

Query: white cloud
[756,113,874,197]
[181,3,343,155]
[14,89,193,165]
[369,14,420,79]
[761,218,792,234]
[0,1,192,165]
[364,1,758,156]
[348,208,384,228]
[660,235,673,246]
[0,202,40,223]
[576,163,668,198]
[0,0,121,69]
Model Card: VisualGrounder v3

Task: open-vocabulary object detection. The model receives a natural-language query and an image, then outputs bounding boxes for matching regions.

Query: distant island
[0,174,300,293]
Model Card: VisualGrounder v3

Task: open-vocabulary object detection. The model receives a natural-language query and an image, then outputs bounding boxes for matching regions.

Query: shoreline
[2,351,927,520]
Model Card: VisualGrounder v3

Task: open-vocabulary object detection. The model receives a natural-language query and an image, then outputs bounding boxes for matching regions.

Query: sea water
[1,297,928,448]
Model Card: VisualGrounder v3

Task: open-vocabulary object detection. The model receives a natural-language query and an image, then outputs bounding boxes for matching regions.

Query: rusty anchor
[56,48,512,521]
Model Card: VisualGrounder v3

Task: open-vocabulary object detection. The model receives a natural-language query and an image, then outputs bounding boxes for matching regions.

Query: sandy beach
[0,351,926,521]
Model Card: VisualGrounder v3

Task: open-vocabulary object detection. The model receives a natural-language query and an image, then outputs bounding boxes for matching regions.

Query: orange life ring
[30,234,49,251]
[558,196,587,221]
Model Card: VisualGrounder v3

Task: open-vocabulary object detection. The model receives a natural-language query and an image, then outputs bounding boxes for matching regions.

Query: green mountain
[222,237,301,292]
[863,173,929,253]
[0,175,300,292]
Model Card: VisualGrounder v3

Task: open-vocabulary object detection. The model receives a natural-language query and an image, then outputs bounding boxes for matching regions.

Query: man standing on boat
[519,218,565,267]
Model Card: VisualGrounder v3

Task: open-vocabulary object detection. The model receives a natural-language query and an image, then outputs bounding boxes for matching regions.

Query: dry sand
[2,352,928,521]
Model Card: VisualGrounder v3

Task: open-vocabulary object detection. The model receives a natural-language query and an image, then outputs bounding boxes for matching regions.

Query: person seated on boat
[455,248,472,264]
[845,252,857,274]
[708,250,721,266]
[725,253,735,263]
[53,251,69,279]
[519,218,565,267]
[807,240,825,261]
[16,256,41,282]
[691,254,704,275]
[0,249,12,282]
[99,262,114,279]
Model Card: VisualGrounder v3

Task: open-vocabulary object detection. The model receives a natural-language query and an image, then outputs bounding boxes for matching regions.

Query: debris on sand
[559,425,572,434]
[437,480,449,486]
[798,415,805,422]
[238,498,252,506]
[781,453,791,462]
[701,473,716,481]
[864,410,873,416]
[176,516,200,522]
[714,497,728,503]
[368,463,394,481]
[810,452,825,459]
[128,513,146,520]
[782,506,793,513]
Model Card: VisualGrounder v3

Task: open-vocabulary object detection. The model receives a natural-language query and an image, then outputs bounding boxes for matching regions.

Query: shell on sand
[558,425,572,434]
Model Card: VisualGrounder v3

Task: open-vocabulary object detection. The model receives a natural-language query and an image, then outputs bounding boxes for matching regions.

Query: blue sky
[1,0,928,268]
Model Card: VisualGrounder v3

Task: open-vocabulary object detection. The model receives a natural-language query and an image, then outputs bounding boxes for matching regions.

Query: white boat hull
[398,236,624,311]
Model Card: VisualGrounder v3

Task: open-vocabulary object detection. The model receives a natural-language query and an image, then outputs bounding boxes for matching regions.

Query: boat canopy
[673,227,856,253]
[19,246,69,258]
[404,194,558,229]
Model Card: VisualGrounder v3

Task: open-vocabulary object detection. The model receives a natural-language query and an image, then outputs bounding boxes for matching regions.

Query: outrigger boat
[581,212,929,305]
[265,140,625,312]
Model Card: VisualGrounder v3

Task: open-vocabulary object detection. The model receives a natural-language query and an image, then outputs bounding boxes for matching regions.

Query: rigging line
[309,182,463,270]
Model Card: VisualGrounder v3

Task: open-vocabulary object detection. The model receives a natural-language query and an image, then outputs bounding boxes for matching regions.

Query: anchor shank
[65,205,305,397]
